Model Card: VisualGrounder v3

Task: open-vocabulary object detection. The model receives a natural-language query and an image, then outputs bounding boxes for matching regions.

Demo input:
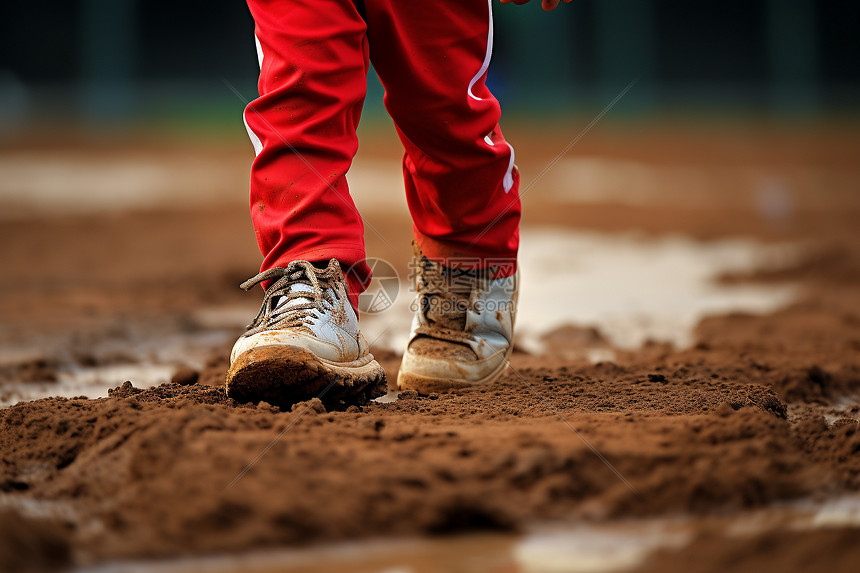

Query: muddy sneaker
[397,254,518,394]
[226,259,386,407]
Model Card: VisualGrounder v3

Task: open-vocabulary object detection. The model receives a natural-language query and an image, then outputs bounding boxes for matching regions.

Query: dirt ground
[1,124,859,571]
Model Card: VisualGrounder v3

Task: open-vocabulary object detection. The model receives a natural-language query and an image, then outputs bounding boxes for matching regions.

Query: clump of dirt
[107,379,236,405]
[538,324,613,361]
[0,358,58,384]
[693,308,860,404]
[778,364,860,403]
[171,365,200,386]
[197,350,231,387]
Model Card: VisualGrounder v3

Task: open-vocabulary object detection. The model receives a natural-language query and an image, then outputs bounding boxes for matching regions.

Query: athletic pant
[244,0,521,310]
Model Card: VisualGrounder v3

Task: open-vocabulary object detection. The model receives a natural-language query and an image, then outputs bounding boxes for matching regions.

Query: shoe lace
[240,261,340,336]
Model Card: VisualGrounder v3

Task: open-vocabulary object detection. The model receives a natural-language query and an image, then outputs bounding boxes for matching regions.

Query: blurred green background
[0,0,858,134]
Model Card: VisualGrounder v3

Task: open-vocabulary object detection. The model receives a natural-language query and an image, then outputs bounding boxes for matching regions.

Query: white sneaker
[226,259,386,406]
[397,255,518,394]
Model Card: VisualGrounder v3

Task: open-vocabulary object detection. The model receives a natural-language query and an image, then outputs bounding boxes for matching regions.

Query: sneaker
[396,253,518,394]
[226,259,387,407]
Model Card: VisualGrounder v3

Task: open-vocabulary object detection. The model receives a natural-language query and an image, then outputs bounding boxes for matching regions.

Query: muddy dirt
[1,125,859,570]
[0,510,70,572]
[637,526,860,573]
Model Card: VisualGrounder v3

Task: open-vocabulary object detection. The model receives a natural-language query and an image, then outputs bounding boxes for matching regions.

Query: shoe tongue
[273,281,316,311]
[420,260,474,330]
[425,292,469,330]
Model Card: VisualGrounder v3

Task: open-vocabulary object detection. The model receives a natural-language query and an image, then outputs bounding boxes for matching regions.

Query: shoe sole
[226,345,387,408]
[396,347,512,394]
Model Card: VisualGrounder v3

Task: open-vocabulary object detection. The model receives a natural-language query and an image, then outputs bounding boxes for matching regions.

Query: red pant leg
[364,0,521,274]
[245,0,371,307]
